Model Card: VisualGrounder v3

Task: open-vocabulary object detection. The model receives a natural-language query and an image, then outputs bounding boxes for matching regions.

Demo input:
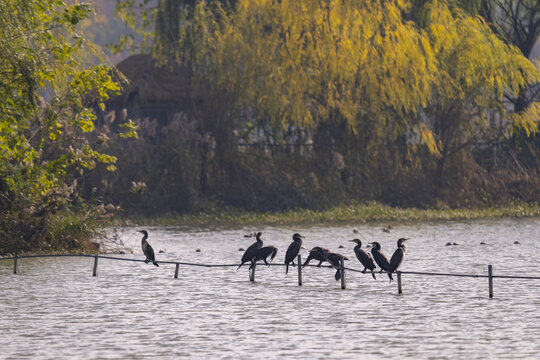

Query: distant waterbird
[285,233,304,274]
[369,241,392,282]
[238,232,264,270]
[139,230,159,267]
[350,239,376,279]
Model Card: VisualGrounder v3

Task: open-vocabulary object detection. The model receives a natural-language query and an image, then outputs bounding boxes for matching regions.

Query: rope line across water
[2,253,540,280]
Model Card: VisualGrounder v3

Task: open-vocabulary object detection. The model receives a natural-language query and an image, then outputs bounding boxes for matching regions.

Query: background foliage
[98,0,540,215]
[1,0,539,255]
[0,0,135,254]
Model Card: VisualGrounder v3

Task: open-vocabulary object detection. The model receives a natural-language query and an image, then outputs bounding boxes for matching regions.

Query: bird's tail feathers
[285,263,289,275]
[153,261,159,267]
[371,271,376,280]
[269,248,278,262]
[335,269,341,281]
[388,272,394,282]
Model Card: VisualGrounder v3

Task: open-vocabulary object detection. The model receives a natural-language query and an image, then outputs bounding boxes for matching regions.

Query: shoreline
[109,202,540,227]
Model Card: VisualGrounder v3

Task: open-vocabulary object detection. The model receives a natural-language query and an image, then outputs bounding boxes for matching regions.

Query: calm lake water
[1,218,540,359]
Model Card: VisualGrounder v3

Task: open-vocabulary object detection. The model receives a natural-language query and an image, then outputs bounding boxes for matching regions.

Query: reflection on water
[1,218,540,359]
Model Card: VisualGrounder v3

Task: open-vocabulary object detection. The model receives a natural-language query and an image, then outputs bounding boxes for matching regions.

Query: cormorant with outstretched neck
[302,246,330,268]
[369,241,393,282]
[389,238,409,274]
[238,232,263,269]
[249,246,278,269]
[350,239,376,279]
[323,252,349,281]
[285,233,304,274]
[139,230,159,267]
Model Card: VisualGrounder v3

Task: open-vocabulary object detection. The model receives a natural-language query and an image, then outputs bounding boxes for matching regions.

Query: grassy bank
[111,202,540,227]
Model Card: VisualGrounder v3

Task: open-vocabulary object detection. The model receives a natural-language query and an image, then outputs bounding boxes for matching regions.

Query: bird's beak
[138,230,144,233]
[349,240,355,242]
[368,242,374,245]
[301,246,306,249]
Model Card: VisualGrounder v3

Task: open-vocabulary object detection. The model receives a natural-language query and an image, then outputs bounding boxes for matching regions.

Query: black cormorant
[237,232,264,269]
[323,252,349,281]
[139,230,159,267]
[249,246,278,269]
[369,241,392,282]
[302,246,330,268]
[388,238,408,275]
[285,233,304,274]
[350,239,376,279]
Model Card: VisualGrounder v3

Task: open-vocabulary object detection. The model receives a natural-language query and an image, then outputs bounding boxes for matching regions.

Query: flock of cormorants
[138,230,409,282]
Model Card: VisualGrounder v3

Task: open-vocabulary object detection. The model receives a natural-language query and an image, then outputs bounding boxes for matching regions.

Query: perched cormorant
[249,246,278,269]
[350,239,376,279]
[369,241,392,282]
[388,238,408,275]
[323,252,349,281]
[285,233,304,274]
[302,246,330,268]
[139,230,159,267]
[237,232,264,269]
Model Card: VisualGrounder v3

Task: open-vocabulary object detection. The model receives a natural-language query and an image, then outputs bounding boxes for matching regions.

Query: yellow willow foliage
[416,0,539,154]
[187,0,435,134]
[510,102,540,138]
[418,122,442,157]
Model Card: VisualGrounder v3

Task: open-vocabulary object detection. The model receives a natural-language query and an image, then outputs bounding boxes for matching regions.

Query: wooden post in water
[250,262,256,282]
[174,263,180,279]
[13,253,18,274]
[297,255,302,286]
[397,271,402,294]
[488,264,493,299]
[340,257,346,290]
[92,254,99,277]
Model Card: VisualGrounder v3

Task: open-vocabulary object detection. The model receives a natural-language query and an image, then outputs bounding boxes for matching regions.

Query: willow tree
[111,0,539,208]
[411,0,539,200]
[0,1,132,254]
[166,0,438,205]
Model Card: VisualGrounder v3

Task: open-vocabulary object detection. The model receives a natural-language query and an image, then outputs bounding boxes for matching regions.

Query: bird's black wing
[389,248,404,272]
[241,242,260,263]
[146,243,156,262]
[372,249,390,271]
[356,249,376,270]
[284,242,299,264]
